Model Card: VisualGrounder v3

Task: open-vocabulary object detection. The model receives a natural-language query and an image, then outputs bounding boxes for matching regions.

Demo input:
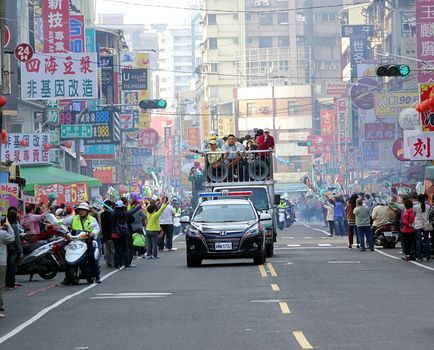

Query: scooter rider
[65,202,101,284]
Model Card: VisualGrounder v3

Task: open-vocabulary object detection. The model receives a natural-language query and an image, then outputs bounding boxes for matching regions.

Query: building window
[210,63,219,72]
[278,36,289,47]
[296,36,305,45]
[209,37,217,49]
[259,13,273,25]
[277,12,289,24]
[246,103,256,117]
[210,86,219,98]
[258,36,273,48]
[245,12,252,20]
[208,14,217,25]
[287,101,300,115]
[11,124,22,133]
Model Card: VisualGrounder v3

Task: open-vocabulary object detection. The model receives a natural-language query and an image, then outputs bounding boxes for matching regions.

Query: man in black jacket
[100,201,114,268]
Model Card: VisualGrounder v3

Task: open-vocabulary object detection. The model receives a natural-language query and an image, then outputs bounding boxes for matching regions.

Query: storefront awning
[21,165,102,192]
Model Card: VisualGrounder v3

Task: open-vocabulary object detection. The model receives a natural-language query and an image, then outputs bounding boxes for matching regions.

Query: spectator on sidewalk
[145,197,168,259]
[159,197,176,251]
[346,194,359,249]
[6,210,23,289]
[0,219,16,318]
[324,199,335,236]
[100,201,114,268]
[401,199,416,261]
[333,197,346,237]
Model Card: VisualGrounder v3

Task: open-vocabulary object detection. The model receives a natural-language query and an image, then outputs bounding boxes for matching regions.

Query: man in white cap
[65,202,101,284]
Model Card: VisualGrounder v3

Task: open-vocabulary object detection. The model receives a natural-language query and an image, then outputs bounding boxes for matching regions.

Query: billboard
[42,0,70,53]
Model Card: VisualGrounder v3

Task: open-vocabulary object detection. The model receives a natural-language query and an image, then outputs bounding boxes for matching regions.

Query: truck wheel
[266,243,274,257]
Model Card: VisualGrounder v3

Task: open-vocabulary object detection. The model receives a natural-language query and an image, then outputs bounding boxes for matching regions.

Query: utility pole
[0,0,5,163]
[271,82,276,132]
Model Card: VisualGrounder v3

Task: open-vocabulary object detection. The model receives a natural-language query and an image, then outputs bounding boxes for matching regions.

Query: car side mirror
[180,216,190,224]
[274,194,281,206]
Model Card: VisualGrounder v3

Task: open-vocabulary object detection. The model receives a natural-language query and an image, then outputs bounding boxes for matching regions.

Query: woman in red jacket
[401,199,416,261]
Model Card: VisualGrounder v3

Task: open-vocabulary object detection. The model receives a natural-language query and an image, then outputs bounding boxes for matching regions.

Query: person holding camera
[145,196,168,259]
[0,217,16,318]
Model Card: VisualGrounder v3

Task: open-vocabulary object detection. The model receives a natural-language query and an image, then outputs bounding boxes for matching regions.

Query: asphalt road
[2,221,434,350]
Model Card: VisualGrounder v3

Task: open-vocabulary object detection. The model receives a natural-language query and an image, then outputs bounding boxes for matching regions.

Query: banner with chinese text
[42,0,70,53]
[374,92,419,117]
[21,53,98,100]
[35,183,88,205]
[416,1,434,83]
[364,123,395,141]
[405,131,434,160]
[0,184,19,216]
[320,110,336,136]
[419,83,434,131]
[1,133,52,165]
[187,127,200,148]
[70,15,85,53]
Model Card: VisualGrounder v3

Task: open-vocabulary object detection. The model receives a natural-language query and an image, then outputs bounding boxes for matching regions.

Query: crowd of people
[0,194,184,318]
[297,191,434,259]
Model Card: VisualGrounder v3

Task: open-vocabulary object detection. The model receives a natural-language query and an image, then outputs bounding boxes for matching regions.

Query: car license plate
[215,242,232,250]
[383,232,393,237]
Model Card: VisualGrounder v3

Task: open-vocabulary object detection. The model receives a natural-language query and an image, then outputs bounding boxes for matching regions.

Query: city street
[2,222,434,350]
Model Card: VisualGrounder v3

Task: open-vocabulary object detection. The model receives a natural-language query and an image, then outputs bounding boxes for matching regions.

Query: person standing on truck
[222,134,245,181]
[203,131,224,149]
[206,140,223,168]
[257,128,275,151]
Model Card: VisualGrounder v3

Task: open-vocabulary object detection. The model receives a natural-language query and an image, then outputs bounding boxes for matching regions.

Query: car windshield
[193,204,256,223]
[215,188,269,211]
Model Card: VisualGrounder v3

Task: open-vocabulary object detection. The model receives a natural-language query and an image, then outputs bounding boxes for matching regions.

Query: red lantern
[118,185,126,195]
[0,95,7,108]
[19,139,29,147]
[1,130,7,144]
[64,140,73,148]
[44,143,52,151]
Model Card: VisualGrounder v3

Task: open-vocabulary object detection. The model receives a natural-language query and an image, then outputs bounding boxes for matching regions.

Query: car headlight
[244,224,260,238]
[187,225,201,237]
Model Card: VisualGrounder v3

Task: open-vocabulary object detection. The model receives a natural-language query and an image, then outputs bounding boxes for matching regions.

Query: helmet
[115,200,125,208]
[55,208,64,216]
[76,202,90,211]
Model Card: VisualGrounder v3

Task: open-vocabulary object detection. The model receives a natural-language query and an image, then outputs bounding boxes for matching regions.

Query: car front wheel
[187,254,202,267]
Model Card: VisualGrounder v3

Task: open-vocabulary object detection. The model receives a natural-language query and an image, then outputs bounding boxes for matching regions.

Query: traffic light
[185,154,199,159]
[139,99,167,109]
[376,64,410,77]
[297,141,312,147]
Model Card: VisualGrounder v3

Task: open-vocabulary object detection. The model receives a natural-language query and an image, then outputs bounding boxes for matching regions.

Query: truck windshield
[215,188,269,211]
[193,204,256,223]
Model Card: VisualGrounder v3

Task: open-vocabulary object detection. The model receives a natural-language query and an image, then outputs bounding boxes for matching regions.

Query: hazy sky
[96,0,191,25]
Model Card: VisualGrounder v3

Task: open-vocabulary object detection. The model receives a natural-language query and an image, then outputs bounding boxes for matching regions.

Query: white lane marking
[318,243,332,247]
[283,262,294,265]
[303,237,312,239]
[173,234,183,242]
[276,247,347,250]
[91,295,169,299]
[328,261,361,264]
[96,293,172,296]
[250,300,283,303]
[280,237,295,239]
[0,269,119,345]
[287,244,301,247]
[375,249,434,271]
[298,221,331,236]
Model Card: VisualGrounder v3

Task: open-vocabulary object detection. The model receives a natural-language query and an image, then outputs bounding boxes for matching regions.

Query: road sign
[146,167,162,173]
[60,124,92,139]
[138,128,159,148]
[14,43,34,62]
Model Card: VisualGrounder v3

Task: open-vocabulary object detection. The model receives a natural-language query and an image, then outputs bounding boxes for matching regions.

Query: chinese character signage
[138,128,159,149]
[363,142,379,161]
[217,117,235,137]
[42,0,70,53]
[341,25,375,37]
[120,112,135,131]
[320,110,336,136]
[78,110,120,145]
[326,82,347,97]
[93,167,113,184]
[121,68,148,91]
[374,92,419,117]
[70,15,85,53]
[20,53,98,100]
[35,183,88,205]
[419,83,434,131]
[307,135,333,155]
[83,144,116,160]
[125,148,152,168]
[1,133,51,165]
[364,123,395,141]
[100,56,115,104]
[416,1,434,83]
[187,127,200,148]
[337,98,347,144]
[0,184,19,216]
[406,132,434,160]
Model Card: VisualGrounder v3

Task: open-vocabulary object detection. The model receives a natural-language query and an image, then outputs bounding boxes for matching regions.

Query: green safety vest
[71,215,94,233]
[278,202,287,209]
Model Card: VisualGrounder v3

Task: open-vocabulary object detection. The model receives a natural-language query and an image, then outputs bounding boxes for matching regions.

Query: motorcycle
[18,236,65,280]
[373,222,399,249]
[277,208,286,230]
[64,232,100,285]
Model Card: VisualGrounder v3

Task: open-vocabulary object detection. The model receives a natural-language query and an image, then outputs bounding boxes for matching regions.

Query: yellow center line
[293,331,314,350]
[279,301,291,314]
[271,283,280,291]
[267,262,278,277]
[258,264,268,277]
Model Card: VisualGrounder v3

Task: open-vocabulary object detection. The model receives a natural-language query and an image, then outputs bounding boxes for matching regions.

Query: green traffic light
[306,141,312,146]
[399,65,410,77]
[157,99,167,108]
[193,154,199,159]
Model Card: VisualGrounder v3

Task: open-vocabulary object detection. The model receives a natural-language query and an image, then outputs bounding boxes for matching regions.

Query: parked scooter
[373,223,399,249]
[18,236,65,280]
[64,232,100,285]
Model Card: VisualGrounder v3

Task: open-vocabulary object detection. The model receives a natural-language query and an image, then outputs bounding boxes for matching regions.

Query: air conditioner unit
[259,106,269,113]
[233,38,239,44]
[254,0,262,6]
[262,1,270,6]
